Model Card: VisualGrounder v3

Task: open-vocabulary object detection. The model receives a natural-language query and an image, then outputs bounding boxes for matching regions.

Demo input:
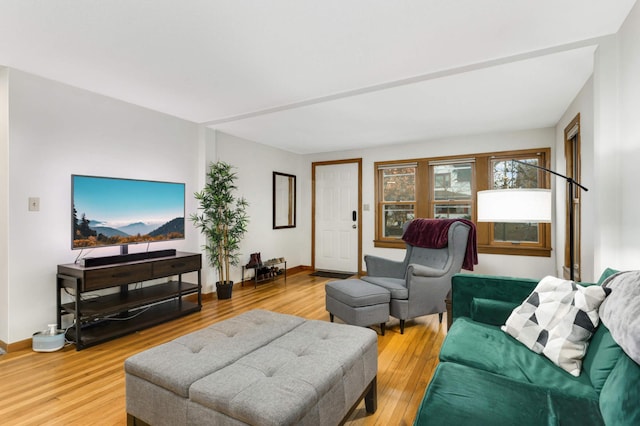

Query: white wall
[306,128,558,279]
[617,2,640,269]
[0,67,9,344]
[568,0,640,278]
[215,131,310,283]
[555,77,595,282]
[195,127,219,292]
[5,69,202,343]
[588,1,640,275]
[592,36,623,276]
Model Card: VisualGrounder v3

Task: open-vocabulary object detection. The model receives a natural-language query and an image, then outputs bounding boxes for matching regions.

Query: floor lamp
[477,159,588,281]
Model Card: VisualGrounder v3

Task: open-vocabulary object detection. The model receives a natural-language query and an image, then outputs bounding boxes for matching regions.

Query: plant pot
[216,281,234,299]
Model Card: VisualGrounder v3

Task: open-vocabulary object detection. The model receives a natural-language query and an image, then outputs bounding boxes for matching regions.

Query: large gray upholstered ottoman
[325,279,391,335]
[125,309,378,425]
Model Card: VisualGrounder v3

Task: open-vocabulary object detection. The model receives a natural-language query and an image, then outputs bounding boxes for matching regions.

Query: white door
[314,162,359,272]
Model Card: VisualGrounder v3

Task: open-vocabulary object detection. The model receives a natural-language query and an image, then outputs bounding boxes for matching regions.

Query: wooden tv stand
[57,251,202,350]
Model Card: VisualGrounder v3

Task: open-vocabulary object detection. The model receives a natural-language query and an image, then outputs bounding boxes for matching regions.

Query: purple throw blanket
[402,218,478,270]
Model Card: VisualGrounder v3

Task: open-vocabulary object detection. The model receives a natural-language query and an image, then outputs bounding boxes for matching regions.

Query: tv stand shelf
[60,281,199,319]
[57,251,202,350]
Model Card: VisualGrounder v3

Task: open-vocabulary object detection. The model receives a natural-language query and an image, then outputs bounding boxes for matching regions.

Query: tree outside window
[491,157,543,243]
[381,166,416,238]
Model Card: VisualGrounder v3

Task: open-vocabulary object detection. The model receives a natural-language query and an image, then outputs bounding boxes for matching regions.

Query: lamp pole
[512,159,589,281]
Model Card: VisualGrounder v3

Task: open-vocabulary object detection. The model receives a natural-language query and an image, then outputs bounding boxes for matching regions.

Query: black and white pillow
[502,276,610,376]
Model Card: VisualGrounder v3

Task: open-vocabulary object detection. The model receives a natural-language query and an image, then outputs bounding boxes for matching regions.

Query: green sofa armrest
[451,273,539,324]
[469,297,520,326]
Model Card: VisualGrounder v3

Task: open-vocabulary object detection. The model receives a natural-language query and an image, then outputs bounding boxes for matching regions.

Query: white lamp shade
[477,189,552,223]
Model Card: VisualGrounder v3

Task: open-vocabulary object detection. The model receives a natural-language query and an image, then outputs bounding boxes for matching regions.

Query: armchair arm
[364,254,405,279]
[451,273,538,323]
[403,265,452,320]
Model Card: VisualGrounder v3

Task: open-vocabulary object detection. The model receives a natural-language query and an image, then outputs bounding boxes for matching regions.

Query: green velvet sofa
[414,269,640,426]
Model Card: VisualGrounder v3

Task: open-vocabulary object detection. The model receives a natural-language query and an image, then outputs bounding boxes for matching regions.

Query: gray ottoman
[125,309,378,426]
[326,279,391,335]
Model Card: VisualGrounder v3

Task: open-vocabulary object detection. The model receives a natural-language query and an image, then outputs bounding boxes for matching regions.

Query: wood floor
[0,271,446,426]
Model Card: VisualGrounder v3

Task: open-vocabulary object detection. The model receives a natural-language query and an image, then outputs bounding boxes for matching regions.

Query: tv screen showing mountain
[72,175,185,249]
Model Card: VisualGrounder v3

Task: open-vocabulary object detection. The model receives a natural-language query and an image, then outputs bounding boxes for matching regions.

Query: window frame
[373,148,551,257]
[375,161,420,247]
[429,160,475,221]
[482,152,551,255]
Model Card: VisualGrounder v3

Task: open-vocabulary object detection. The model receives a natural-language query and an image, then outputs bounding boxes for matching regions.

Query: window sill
[374,241,551,257]
[478,245,551,257]
[373,239,405,249]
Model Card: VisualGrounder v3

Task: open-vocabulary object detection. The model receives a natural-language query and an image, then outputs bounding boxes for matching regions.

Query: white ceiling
[0,1,636,154]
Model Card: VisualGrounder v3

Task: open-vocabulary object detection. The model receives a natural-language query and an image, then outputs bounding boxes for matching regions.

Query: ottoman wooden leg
[127,414,150,426]
[364,376,377,414]
[330,313,334,322]
[380,323,385,336]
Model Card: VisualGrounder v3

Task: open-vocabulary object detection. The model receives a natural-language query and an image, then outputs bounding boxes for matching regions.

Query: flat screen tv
[72,175,185,251]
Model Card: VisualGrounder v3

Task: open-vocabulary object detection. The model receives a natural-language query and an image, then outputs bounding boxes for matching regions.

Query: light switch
[28,197,40,211]
[363,203,370,211]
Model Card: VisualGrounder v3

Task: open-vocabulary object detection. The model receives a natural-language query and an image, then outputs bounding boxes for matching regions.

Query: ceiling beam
[202,35,609,128]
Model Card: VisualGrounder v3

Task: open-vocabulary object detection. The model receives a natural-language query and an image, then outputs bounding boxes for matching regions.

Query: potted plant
[191,161,249,299]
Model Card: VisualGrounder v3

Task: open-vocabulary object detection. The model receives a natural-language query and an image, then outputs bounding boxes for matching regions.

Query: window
[374,149,551,257]
[431,161,474,220]
[379,164,416,239]
[488,154,549,249]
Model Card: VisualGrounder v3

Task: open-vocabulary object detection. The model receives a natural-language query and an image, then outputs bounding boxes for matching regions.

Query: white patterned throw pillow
[502,276,610,376]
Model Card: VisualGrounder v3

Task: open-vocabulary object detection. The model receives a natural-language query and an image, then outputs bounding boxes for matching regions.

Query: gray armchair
[362,220,472,333]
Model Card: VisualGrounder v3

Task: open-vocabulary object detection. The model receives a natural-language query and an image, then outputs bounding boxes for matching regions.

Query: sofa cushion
[501,276,609,376]
[360,276,408,299]
[596,267,618,285]
[440,318,598,400]
[581,324,623,394]
[599,354,640,426]
[414,362,604,426]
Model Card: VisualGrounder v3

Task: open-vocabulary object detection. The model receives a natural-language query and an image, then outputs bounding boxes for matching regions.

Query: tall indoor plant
[191,161,249,299]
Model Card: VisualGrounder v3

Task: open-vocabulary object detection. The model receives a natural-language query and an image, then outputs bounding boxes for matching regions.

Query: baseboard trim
[238,264,312,285]
[184,292,214,302]
[1,266,315,353]
[287,265,312,275]
[1,337,31,353]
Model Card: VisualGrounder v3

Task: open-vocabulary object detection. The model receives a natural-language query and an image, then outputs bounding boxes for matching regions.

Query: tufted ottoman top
[124,309,305,397]
[188,318,378,425]
[326,279,391,307]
